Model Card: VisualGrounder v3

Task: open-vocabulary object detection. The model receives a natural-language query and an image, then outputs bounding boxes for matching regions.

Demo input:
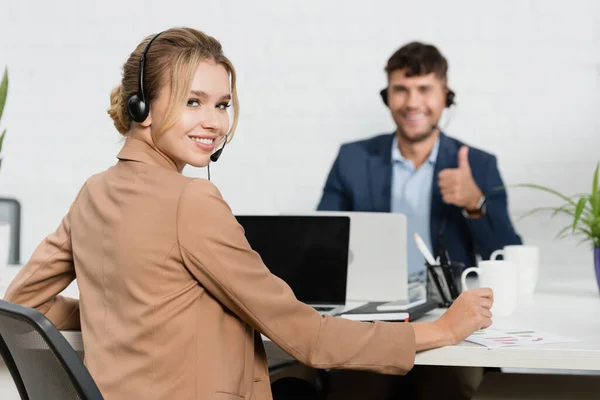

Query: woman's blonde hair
[107,27,239,141]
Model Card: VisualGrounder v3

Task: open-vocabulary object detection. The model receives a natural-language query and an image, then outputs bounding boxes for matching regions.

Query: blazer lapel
[430,133,458,251]
[367,134,394,212]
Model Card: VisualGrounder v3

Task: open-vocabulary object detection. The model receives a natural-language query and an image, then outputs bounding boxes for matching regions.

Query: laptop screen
[235,215,350,305]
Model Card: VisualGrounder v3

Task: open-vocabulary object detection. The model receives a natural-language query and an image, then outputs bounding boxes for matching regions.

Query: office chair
[269,360,328,399]
[0,198,21,264]
[0,299,104,400]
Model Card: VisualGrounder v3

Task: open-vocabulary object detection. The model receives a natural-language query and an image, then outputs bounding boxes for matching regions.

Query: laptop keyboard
[313,306,335,312]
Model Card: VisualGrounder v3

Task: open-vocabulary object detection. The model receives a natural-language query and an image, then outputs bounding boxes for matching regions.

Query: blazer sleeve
[2,186,86,330]
[177,179,416,375]
[317,148,352,211]
[465,155,522,259]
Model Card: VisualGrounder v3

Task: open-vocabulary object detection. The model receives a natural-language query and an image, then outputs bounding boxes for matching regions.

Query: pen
[413,233,438,266]
[435,233,460,299]
[437,232,451,266]
[427,264,452,307]
[440,263,459,299]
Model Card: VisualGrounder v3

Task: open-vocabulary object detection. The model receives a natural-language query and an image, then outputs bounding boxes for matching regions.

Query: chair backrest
[0,198,21,264]
[0,300,103,400]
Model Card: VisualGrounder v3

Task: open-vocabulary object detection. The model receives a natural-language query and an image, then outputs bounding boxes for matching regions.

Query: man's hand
[438,146,484,210]
[434,288,494,345]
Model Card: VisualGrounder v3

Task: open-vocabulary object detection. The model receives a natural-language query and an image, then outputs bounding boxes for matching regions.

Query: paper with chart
[465,328,581,349]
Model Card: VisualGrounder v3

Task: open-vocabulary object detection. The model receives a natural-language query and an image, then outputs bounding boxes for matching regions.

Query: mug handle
[461,267,480,292]
[490,249,504,260]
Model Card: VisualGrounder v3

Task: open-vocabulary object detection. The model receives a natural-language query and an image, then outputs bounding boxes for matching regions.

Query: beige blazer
[4,138,416,400]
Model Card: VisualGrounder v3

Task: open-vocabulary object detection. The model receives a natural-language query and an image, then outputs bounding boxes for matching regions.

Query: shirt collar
[391,135,440,166]
[116,137,180,172]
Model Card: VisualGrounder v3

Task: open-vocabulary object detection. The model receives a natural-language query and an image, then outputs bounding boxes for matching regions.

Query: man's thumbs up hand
[438,146,484,212]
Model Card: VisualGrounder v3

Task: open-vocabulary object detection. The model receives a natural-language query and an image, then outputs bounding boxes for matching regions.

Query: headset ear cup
[380,88,389,107]
[127,94,148,123]
[380,87,455,107]
[446,90,456,108]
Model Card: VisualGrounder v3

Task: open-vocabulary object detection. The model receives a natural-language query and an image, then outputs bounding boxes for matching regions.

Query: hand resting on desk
[413,288,494,351]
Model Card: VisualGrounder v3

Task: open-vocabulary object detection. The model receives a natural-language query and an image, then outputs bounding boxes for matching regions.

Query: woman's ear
[140,112,152,127]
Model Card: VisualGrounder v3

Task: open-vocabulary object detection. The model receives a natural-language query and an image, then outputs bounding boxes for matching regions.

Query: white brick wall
[0,0,598,272]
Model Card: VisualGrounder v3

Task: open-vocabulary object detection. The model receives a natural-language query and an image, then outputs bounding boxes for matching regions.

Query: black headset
[127,31,165,123]
[379,87,456,108]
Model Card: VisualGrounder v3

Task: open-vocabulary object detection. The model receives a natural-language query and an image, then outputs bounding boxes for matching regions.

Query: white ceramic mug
[461,260,518,317]
[490,245,540,295]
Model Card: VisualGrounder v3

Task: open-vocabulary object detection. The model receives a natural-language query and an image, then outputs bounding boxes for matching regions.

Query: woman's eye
[187,99,200,107]
[217,102,231,110]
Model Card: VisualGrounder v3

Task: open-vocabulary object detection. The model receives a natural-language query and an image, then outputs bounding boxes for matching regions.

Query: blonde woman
[4,27,493,400]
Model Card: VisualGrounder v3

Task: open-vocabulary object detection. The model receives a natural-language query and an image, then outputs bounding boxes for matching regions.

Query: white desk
[264,276,600,371]
[2,265,600,371]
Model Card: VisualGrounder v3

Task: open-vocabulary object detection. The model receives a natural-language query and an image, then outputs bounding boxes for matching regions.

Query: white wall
[0,0,598,271]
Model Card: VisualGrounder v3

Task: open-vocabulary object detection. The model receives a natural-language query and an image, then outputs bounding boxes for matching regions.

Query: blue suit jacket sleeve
[466,155,522,259]
[317,149,351,211]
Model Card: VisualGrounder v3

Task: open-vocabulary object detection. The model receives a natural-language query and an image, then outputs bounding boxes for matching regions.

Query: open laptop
[281,211,412,302]
[234,215,350,315]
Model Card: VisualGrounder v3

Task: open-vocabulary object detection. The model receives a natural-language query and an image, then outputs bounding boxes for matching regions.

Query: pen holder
[426,261,465,308]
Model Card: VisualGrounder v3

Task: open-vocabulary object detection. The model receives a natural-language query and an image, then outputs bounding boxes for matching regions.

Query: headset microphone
[210,135,228,163]
[210,149,223,163]
[207,135,228,181]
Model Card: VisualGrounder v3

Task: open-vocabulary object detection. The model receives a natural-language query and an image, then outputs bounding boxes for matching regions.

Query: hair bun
[107,85,129,134]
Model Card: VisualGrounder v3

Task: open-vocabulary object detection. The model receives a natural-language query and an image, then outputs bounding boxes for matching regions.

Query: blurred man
[318,41,522,400]
[318,41,521,277]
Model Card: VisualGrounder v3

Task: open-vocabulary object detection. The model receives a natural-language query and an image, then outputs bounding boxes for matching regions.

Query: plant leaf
[0,129,5,154]
[591,162,600,215]
[550,203,594,221]
[504,171,600,245]
[517,203,594,224]
[0,67,7,123]
[551,204,575,218]
[551,198,595,220]
[516,206,568,221]
[573,197,588,233]
[575,237,592,247]
[590,217,600,239]
[508,183,576,206]
[555,224,572,239]
[555,223,593,240]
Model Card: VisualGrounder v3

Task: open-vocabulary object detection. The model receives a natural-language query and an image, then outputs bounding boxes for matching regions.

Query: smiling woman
[107,27,239,170]
[148,60,232,170]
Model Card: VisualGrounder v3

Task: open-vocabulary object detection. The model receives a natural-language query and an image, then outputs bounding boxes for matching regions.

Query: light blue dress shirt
[390,136,440,278]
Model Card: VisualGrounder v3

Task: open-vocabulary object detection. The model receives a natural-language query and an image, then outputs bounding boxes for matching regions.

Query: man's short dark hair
[385,42,448,81]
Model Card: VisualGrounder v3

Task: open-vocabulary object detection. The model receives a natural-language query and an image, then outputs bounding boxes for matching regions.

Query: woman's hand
[413,288,494,351]
[436,288,494,345]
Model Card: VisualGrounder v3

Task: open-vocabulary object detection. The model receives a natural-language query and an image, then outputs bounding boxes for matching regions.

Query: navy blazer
[317,133,522,268]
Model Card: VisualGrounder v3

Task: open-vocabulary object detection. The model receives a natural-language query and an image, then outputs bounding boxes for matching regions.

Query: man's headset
[379,87,456,108]
[126,31,227,165]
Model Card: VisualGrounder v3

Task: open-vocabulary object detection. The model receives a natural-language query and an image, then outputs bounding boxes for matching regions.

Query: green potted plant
[0,67,9,268]
[512,163,600,293]
[0,67,7,167]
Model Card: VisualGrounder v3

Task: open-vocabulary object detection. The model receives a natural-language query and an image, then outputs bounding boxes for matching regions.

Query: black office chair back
[0,300,103,400]
[0,197,21,264]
